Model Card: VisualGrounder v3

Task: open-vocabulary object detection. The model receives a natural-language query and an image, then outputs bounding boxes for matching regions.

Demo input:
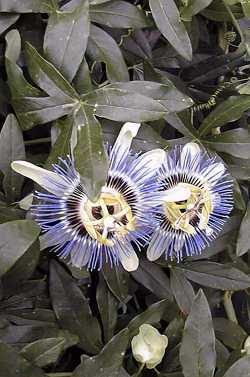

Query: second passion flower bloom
[12,123,165,272]
[147,142,234,262]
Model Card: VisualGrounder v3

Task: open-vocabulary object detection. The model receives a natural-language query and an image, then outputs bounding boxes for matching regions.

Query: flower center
[79,188,136,246]
[164,183,213,235]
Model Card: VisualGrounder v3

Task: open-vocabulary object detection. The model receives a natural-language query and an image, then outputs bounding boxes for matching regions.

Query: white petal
[162,183,191,202]
[204,162,225,183]
[11,161,65,195]
[147,230,165,261]
[110,122,140,168]
[118,243,139,271]
[130,149,166,181]
[180,142,201,166]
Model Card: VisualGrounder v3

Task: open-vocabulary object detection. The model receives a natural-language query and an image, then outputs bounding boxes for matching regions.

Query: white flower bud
[243,336,250,355]
[131,324,168,369]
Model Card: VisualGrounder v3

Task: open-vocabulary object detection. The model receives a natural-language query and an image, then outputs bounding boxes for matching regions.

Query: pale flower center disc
[79,189,136,246]
[164,183,213,235]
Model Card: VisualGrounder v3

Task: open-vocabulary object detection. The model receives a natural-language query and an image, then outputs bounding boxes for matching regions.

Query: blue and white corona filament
[147,143,233,262]
[12,123,164,271]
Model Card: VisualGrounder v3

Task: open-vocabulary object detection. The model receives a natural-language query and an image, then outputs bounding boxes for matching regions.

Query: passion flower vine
[147,142,234,262]
[12,123,164,271]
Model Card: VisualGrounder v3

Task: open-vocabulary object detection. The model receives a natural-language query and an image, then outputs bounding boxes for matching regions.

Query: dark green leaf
[0,220,40,278]
[49,261,102,354]
[0,0,56,13]
[131,259,173,300]
[170,268,195,314]
[90,0,151,28]
[223,355,250,377]
[149,0,192,61]
[0,14,19,35]
[213,318,247,349]
[20,333,78,367]
[0,341,45,377]
[44,0,90,83]
[0,114,25,202]
[0,202,24,224]
[5,30,42,98]
[102,264,129,303]
[13,95,76,130]
[96,275,118,343]
[204,129,250,159]
[176,261,250,290]
[25,42,78,98]
[87,24,129,82]
[164,316,185,348]
[236,200,250,256]
[2,240,40,291]
[71,105,108,200]
[73,328,129,377]
[128,299,169,339]
[180,289,216,377]
[46,116,73,168]
[199,96,250,137]
[83,87,166,122]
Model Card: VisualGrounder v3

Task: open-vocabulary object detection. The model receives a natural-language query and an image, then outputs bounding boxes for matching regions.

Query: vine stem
[46,373,72,377]
[223,291,238,324]
[222,0,244,44]
[132,363,145,377]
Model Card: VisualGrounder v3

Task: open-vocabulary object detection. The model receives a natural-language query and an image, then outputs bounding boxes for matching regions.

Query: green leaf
[0,14,19,36]
[0,202,24,224]
[204,129,250,159]
[20,333,78,367]
[0,114,25,202]
[199,96,250,137]
[73,328,129,377]
[44,0,90,83]
[0,220,40,278]
[223,356,250,377]
[0,341,45,377]
[176,261,250,290]
[102,264,129,303]
[90,0,151,28]
[109,81,194,113]
[25,42,78,98]
[13,95,76,130]
[180,289,216,377]
[49,260,102,354]
[73,58,93,94]
[83,87,166,122]
[87,24,129,82]
[236,201,250,256]
[201,0,243,21]
[71,105,108,200]
[128,300,169,339]
[241,0,250,19]
[170,268,195,314]
[97,275,118,343]
[149,0,192,61]
[213,318,247,350]
[180,0,213,21]
[131,259,173,300]
[0,0,56,13]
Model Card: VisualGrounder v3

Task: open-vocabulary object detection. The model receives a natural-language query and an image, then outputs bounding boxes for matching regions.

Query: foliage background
[1,0,250,376]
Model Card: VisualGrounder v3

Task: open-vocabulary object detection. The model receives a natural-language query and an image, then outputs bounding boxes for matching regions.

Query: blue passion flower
[12,123,164,271]
[147,143,233,262]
